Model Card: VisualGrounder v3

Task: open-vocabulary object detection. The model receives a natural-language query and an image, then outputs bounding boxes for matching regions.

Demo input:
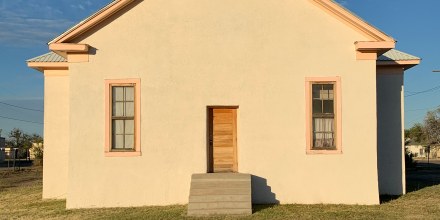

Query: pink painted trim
[356,51,377,60]
[305,77,342,155]
[50,0,135,44]
[379,60,421,65]
[309,0,395,42]
[355,41,395,51]
[49,43,89,52]
[105,151,141,157]
[104,78,141,157]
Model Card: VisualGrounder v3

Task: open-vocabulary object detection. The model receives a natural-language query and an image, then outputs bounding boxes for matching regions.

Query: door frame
[206,106,239,173]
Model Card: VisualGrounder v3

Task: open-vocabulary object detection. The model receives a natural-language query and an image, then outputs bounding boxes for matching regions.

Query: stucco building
[27,0,420,209]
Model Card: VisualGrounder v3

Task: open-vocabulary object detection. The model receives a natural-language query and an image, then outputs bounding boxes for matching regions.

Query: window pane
[113,134,124,149]
[113,87,124,101]
[312,84,321,99]
[313,117,335,148]
[323,100,334,114]
[328,89,334,100]
[125,87,134,101]
[125,120,134,134]
[320,89,329,100]
[125,101,134,117]
[113,120,124,135]
[113,102,124,116]
[312,100,322,114]
[322,84,334,100]
[125,134,134,149]
[323,84,333,91]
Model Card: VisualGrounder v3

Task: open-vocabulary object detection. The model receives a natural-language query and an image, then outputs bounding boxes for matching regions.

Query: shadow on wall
[251,175,279,205]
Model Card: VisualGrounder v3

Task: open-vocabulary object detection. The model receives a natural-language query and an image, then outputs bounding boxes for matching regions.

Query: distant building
[0,137,5,162]
[406,144,440,159]
[406,145,426,158]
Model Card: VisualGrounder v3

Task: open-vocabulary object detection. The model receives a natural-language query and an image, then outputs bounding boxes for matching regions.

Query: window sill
[306,149,342,155]
[104,151,141,157]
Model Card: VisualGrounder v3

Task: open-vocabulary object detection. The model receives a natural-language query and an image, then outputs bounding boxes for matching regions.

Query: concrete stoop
[187,173,252,216]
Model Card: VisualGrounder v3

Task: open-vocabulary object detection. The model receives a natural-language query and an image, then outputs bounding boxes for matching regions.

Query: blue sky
[0,0,438,137]
[0,0,109,136]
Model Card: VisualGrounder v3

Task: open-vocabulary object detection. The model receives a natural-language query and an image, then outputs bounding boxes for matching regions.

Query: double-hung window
[305,77,341,154]
[105,79,141,156]
[112,86,135,150]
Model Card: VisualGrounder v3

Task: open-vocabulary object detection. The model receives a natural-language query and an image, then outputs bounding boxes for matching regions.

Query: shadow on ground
[379,159,440,204]
[0,160,33,168]
[406,159,440,193]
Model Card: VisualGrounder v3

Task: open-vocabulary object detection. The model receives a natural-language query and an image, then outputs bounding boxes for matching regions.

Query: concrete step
[192,173,250,180]
[190,188,251,196]
[189,195,251,203]
[188,173,252,216]
[187,208,252,216]
[191,181,250,189]
[188,201,251,210]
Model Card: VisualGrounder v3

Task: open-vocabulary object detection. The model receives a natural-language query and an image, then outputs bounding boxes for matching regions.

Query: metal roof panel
[27,52,67,63]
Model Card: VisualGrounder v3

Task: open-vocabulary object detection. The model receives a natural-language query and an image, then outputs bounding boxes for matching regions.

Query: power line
[0,101,43,112]
[405,85,440,98]
[0,115,43,125]
[406,105,440,112]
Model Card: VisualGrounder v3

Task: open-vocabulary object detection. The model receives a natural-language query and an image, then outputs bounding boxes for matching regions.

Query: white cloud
[0,14,74,45]
[0,0,110,46]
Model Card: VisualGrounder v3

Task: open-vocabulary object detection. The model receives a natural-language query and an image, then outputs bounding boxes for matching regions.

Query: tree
[30,133,44,160]
[7,128,23,149]
[6,128,33,159]
[30,134,43,144]
[424,109,440,145]
[405,123,427,144]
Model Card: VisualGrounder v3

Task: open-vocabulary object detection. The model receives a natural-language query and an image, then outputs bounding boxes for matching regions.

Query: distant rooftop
[27,52,66,63]
[378,49,420,61]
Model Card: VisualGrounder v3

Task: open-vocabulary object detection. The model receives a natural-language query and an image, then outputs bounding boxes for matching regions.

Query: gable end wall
[64,0,380,208]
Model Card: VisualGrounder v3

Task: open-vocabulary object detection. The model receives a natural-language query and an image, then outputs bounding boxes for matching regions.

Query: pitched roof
[49,0,393,44]
[331,1,392,41]
[378,49,420,61]
[28,49,418,64]
[27,52,67,63]
[49,0,133,44]
[310,0,394,42]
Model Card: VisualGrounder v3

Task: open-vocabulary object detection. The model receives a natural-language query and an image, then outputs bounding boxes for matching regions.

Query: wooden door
[208,108,237,173]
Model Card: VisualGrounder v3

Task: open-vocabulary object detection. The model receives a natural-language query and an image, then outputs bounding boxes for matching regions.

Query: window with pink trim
[105,79,141,157]
[305,77,342,154]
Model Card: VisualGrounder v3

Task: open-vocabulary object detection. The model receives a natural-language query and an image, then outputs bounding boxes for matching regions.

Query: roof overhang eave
[310,0,395,42]
[26,62,69,73]
[355,41,396,53]
[48,0,135,44]
[377,59,421,70]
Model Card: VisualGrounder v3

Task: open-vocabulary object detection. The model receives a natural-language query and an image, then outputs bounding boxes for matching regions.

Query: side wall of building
[376,67,405,195]
[66,0,380,208]
[43,70,70,199]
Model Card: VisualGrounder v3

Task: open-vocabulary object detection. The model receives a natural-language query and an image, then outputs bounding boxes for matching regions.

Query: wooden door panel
[212,108,237,173]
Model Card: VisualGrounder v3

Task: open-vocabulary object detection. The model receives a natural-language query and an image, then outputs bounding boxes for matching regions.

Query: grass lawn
[1,165,440,219]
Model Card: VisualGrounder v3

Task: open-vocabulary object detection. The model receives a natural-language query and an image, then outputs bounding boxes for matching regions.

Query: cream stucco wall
[377,67,405,195]
[43,70,70,199]
[66,0,380,208]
